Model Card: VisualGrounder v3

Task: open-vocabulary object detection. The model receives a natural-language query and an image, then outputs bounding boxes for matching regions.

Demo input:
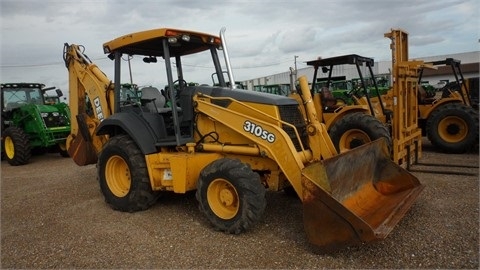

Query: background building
[242,51,479,91]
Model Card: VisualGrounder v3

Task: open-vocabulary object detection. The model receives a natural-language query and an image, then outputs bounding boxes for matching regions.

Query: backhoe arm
[63,43,113,165]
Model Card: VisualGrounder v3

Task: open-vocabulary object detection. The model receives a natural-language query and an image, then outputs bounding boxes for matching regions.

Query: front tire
[196,158,266,234]
[97,134,158,212]
[2,127,31,166]
[329,112,391,153]
[58,143,70,157]
[426,103,479,153]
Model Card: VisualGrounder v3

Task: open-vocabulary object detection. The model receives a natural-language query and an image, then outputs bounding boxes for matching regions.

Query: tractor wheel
[196,158,266,234]
[0,120,3,160]
[329,112,391,153]
[426,103,479,153]
[2,127,31,166]
[58,143,70,157]
[97,134,158,212]
[335,98,348,106]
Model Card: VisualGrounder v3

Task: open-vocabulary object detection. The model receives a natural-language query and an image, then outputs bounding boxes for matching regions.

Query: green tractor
[1,83,71,166]
[314,79,355,105]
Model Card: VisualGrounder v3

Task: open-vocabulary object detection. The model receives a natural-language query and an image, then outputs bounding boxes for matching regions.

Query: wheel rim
[207,178,239,220]
[105,155,131,198]
[338,129,371,153]
[438,116,468,143]
[59,143,67,151]
[336,99,347,106]
[4,136,15,159]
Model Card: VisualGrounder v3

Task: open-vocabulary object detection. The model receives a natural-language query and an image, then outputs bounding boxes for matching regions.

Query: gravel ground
[1,139,478,269]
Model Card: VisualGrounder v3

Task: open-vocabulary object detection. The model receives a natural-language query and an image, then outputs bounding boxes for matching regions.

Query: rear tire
[426,103,479,153]
[97,134,158,212]
[2,127,31,166]
[329,112,391,153]
[196,158,266,234]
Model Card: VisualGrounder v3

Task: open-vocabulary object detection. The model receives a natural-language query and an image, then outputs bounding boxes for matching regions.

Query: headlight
[52,112,60,117]
[41,112,49,117]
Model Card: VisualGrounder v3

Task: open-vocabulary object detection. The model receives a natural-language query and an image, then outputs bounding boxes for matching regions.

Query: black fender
[96,112,166,155]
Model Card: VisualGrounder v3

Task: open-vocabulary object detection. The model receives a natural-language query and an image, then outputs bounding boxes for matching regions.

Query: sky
[1,0,479,98]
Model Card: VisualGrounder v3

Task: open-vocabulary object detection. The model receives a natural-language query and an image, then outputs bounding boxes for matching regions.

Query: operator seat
[418,85,437,105]
[6,102,20,111]
[141,87,172,113]
[320,87,339,110]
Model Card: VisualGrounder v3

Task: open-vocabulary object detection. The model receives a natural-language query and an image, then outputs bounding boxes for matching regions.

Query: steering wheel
[174,79,187,86]
[122,94,139,107]
[166,79,188,101]
[346,85,364,98]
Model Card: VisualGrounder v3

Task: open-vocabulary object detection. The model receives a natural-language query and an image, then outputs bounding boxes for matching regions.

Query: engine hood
[186,86,298,106]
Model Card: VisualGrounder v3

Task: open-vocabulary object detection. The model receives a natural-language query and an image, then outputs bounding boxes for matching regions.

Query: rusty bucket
[301,138,424,251]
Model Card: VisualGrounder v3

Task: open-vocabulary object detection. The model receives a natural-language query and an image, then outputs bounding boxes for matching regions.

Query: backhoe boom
[63,43,112,165]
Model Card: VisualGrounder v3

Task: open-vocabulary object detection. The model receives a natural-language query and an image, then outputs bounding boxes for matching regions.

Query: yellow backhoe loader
[63,27,423,251]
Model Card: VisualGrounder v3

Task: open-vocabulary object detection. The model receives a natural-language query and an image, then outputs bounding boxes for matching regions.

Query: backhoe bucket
[301,138,424,251]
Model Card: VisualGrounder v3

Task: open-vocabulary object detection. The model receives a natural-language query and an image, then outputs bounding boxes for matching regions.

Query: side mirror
[56,89,63,97]
[143,56,157,63]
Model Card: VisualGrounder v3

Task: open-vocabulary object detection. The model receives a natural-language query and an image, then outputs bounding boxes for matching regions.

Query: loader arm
[194,93,313,197]
[194,76,339,197]
[63,43,113,165]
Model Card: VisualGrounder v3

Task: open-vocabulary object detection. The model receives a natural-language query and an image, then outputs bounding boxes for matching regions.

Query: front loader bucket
[301,138,424,251]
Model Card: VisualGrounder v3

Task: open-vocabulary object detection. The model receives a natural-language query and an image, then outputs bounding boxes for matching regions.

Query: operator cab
[1,83,45,112]
[101,28,229,147]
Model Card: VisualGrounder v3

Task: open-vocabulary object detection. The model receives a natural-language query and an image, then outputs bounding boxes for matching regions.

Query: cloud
[410,35,446,46]
[278,27,318,54]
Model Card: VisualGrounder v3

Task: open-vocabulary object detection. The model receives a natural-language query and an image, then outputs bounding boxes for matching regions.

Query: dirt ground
[1,139,478,269]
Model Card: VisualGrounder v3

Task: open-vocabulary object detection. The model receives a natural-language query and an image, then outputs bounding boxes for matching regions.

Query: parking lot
[1,139,478,269]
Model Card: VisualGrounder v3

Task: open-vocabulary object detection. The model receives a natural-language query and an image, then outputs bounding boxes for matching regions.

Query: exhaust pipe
[219,27,236,89]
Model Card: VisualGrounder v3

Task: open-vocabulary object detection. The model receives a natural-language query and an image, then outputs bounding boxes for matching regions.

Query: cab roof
[102,28,222,57]
[306,54,374,67]
[1,83,45,89]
